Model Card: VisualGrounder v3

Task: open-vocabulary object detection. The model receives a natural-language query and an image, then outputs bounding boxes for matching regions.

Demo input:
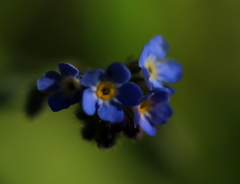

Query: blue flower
[81,62,142,123]
[134,88,172,136]
[139,35,183,90]
[37,63,82,112]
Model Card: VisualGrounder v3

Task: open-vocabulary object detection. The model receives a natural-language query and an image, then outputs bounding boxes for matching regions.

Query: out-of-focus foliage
[0,0,240,184]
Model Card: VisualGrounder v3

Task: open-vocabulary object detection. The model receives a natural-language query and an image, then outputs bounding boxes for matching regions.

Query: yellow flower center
[96,82,116,100]
[138,100,150,114]
[144,58,158,80]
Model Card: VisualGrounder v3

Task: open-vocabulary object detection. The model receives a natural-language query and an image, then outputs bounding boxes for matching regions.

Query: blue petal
[82,89,98,115]
[70,89,83,104]
[134,106,141,128]
[166,87,175,94]
[139,44,150,67]
[73,87,84,101]
[116,82,142,107]
[81,69,105,88]
[139,35,168,69]
[149,35,169,58]
[37,71,61,92]
[138,91,154,104]
[98,101,124,123]
[139,44,159,67]
[58,63,79,77]
[151,88,170,103]
[149,103,173,125]
[158,60,183,83]
[139,115,156,136]
[141,67,152,90]
[106,62,131,84]
[48,92,71,112]
[150,78,164,89]
[139,42,167,69]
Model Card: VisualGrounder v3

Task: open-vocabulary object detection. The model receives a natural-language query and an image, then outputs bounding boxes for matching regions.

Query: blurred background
[0,0,239,183]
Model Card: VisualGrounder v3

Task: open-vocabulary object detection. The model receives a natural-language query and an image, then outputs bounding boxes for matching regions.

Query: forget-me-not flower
[37,63,82,112]
[139,35,183,90]
[81,62,142,123]
[134,88,172,136]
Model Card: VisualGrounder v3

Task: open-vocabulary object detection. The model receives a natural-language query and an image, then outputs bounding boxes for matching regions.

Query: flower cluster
[29,35,183,148]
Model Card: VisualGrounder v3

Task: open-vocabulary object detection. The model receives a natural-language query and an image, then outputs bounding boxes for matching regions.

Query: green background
[0,0,239,183]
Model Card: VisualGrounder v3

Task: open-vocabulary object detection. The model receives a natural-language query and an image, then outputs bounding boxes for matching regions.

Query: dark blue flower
[37,63,83,112]
[139,35,183,90]
[134,88,172,136]
[81,62,142,123]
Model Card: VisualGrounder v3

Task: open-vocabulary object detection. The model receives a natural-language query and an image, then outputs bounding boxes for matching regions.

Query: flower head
[37,63,82,112]
[81,62,142,123]
[134,88,172,136]
[139,35,183,90]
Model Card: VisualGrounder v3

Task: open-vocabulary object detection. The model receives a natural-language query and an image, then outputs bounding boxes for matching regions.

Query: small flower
[139,35,183,90]
[81,62,142,123]
[37,63,82,112]
[134,88,172,136]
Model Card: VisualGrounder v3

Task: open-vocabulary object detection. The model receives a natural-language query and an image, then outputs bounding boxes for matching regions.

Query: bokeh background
[0,0,240,183]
